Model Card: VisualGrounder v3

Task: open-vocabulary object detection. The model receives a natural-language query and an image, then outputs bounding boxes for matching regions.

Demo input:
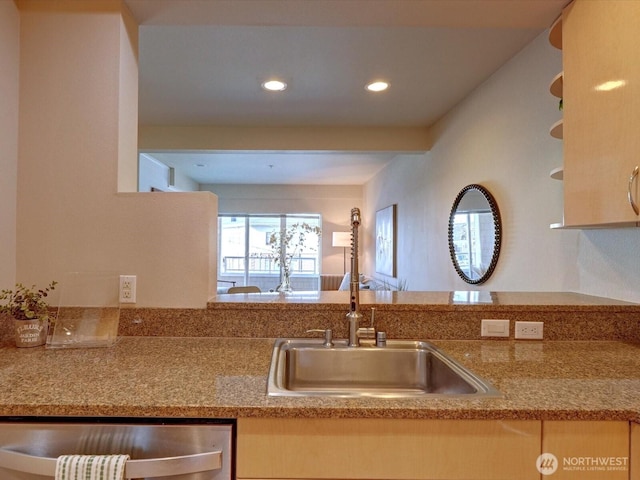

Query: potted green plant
[1,281,57,347]
[269,223,321,293]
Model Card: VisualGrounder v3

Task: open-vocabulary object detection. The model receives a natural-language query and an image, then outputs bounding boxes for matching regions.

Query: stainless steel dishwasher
[0,417,234,480]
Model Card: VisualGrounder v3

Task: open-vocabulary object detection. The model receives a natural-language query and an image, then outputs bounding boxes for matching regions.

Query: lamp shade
[332,231,351,248]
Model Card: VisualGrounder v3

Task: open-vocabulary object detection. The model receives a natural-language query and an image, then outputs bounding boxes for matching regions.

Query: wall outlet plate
[481,319,510,337]
[119,274,137,303]
[515,321,543,340]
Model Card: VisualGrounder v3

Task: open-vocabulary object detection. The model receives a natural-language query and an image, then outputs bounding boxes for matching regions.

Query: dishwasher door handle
[0,447,223,478]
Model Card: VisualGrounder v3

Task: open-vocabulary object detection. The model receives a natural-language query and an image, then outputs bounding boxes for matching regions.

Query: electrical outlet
[515,321,543,340]
[481,319,510,338]
[119,275,137,303]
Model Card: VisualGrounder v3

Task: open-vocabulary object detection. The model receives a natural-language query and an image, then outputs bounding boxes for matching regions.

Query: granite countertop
[208,290,639,309]
[1,335,639,422]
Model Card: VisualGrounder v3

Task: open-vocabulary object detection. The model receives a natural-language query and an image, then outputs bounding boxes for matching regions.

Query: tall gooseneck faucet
[346,208,363,346]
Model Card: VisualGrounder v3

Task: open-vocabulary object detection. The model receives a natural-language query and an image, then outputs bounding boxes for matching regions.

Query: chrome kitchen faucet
[346,208,375,346]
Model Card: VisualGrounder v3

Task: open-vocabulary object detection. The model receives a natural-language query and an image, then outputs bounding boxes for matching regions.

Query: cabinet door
[542,421,629,480]
[563,0,640,227]
[632,422,640,480]
[237,418,541,480]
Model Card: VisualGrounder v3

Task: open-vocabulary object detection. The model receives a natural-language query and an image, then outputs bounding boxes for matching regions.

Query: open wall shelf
[550,166,564,180]
[549,72,563,98]
[549,16,562,50]
[550,119,563,139]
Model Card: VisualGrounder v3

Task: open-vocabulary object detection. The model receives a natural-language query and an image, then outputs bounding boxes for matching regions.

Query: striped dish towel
[55,454,129,480]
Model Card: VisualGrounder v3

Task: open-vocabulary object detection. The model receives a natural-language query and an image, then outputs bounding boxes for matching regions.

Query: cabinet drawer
[237,418,541,480]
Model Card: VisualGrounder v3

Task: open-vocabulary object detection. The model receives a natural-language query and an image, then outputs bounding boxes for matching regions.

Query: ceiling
[127,0,567,186]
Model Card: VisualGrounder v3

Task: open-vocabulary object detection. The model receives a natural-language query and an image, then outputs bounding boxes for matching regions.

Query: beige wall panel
[138,125,432,153]
[0,0,20,288]
[15,1,217,307]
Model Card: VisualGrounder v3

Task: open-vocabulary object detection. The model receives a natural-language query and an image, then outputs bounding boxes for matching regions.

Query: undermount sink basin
[267,338,501,398]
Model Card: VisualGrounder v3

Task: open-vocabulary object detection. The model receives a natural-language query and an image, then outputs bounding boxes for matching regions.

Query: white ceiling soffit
[125,1,566,29]
[146,151,406,185]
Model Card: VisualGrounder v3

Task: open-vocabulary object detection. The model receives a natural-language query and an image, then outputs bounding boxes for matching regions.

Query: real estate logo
[537,453,558,475]
[536,452,629,476]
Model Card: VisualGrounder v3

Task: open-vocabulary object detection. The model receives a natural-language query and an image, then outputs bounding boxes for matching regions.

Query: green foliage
[0,281,57,320]
[269,222,321,274]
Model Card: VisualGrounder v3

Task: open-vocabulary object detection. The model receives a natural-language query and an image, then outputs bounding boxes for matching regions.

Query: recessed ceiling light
[366,81,389,92]
[261,80,287,92]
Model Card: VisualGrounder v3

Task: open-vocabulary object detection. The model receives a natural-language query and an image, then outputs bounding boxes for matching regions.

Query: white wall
[139,153,171,192]
[117,4,139,193]
[139,153,199,192]
[364,31,640,303]
[575,229,640,302]
[205,184,362,275]
[0,0,19,289]
[14,1,218,307]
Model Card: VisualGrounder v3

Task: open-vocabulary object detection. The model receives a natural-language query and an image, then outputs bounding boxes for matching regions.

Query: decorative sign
[14,317,48,347]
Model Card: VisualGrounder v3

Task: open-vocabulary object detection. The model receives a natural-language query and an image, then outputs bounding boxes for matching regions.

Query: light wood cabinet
[562,0,640,227]
[237,418,636,480]
[542,421,630,479]
[631,422,640,480]
[237,418,541,480]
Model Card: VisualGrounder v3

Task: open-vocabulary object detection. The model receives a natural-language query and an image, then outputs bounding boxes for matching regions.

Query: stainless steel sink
[267,338,500,398]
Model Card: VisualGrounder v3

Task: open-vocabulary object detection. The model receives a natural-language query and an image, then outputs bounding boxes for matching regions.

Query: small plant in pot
[268,223,321,293]
[1,281,57,347]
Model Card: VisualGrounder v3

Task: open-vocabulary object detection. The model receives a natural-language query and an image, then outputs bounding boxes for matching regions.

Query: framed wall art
[375,204,396,277]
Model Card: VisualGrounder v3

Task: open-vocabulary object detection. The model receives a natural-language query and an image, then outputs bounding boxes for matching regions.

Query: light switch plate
[481,319,510,337]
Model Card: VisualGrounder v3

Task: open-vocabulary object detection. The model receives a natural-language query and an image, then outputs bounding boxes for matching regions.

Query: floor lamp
[332,232,352,274]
